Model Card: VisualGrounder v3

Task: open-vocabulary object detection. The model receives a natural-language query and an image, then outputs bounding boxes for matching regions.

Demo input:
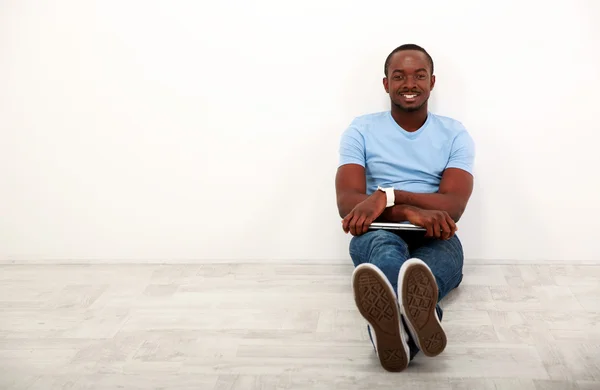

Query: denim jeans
[349,229,464,360]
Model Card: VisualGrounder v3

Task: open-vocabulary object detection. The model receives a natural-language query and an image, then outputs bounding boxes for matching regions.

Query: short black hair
[384,44,434,77]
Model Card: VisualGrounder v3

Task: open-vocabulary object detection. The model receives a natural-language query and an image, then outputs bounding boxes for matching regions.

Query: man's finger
[432,220,442,239]
[355,215,367,235]
[362,217,373,234]
[448,216,457,232]
[342,212,353,233]
[440,218,451,240]
[349,215,359,236]
[446,215,457,238]
[425,222,433,238]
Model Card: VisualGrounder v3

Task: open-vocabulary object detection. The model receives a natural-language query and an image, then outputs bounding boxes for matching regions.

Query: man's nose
[404,75,417,88]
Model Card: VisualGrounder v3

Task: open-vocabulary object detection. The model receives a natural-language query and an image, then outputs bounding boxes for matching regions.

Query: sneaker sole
[353,265,409,372]
[399,259,447,357]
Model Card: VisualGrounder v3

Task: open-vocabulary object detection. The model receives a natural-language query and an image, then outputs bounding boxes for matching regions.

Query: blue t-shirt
[338,111,475,195]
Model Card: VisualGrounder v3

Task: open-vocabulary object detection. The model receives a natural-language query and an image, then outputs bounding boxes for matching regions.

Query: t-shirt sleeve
[446,130,475,174]
[338,125,366,168]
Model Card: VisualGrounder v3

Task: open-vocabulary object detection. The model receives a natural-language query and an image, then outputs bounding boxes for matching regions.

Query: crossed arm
[390,168,473,221]
[335,164,473,236]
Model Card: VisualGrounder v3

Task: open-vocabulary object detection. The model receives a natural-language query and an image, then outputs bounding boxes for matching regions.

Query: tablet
[368,222,426,231]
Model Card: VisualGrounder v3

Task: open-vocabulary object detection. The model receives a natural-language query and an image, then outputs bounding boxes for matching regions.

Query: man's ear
[430,75,436,90]
[383,77,389,93]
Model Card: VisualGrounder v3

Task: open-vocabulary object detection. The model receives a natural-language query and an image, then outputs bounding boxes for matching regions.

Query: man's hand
[342,191,387,236]
[404,206,457,240]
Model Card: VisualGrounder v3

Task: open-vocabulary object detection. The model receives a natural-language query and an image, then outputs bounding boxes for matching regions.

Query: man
[335,44,475,372]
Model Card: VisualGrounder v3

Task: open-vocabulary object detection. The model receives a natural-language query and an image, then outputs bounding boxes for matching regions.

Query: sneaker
[397,258,447,357]
[352,263,410,372]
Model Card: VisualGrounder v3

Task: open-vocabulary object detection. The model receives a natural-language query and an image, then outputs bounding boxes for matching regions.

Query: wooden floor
[0,263,599,390]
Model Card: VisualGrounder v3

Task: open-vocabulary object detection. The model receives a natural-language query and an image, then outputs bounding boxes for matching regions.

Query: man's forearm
[337,191,381,218]
[394,190,464,221]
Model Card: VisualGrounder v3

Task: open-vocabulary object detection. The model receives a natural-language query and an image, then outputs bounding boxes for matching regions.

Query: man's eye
[417,75,426,80]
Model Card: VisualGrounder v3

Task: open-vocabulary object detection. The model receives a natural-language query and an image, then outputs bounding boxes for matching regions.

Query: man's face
[383,50,435,112]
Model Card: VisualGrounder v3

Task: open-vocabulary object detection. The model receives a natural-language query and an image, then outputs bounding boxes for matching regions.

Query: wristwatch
[377,186,395,208]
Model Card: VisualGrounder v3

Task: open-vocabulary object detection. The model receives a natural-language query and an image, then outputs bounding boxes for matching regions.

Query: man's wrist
[393,190,409,205]
[401,204,419,218]
[380,204,419,222]
[372,190,387,208]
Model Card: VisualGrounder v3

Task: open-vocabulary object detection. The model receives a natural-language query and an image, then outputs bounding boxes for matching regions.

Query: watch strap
[377,186,395,208]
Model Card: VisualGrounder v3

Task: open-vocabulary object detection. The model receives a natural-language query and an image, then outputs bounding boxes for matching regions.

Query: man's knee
[349,230,409,266]
[350,229,404,251]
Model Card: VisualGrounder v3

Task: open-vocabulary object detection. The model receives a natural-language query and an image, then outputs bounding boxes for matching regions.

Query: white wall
[1,0,599,263]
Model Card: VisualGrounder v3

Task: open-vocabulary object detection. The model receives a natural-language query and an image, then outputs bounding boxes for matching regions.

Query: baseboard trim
[0,258,598,265]
[465,258,600,265]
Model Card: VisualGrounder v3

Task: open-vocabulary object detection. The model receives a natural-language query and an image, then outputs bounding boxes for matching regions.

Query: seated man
[335,44,475,372]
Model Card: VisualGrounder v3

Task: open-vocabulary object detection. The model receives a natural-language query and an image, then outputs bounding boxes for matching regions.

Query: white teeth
[403,94,417,98]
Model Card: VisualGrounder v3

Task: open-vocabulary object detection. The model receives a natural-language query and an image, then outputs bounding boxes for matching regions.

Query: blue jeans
[349,229,464,359]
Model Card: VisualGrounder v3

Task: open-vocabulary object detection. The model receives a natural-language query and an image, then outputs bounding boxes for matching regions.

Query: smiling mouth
[400,93,420,100]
